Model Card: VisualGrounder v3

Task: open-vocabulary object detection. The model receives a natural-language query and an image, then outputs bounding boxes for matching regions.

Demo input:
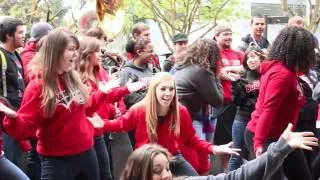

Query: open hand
[212,142,241,156]
[0,102,17,118]
[281,123,319,150]
[87,113,104,128]
[255,147,264,158]
[127,81,145,93]
[99,78,120,93]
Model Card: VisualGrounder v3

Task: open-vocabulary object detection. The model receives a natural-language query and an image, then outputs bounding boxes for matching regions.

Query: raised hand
[0,102,17,118]
[99,78,120,93]
[212,142,241,156]
[126,81,145,93]
[281,123,319,150]
[87,113,104,128]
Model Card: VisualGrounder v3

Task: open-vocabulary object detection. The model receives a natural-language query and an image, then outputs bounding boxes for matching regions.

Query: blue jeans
[2,132,24,170]
[227,119,249,172]
[40,148,99,180]
[94,135,113,180]
[0,153,29,180]
[27,139,41,180]
[170,153,198,176]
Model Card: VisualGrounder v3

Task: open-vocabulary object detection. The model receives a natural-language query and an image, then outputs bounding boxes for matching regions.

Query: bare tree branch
[189,23,210,33]
[197,22,217,39]
[186,0,200,33]
[213,0,232,25]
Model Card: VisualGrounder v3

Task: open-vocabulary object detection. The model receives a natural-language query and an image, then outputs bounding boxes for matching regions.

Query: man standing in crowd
[162,33,188,72]
[0,17,27,169]
[21,22,53,85]
[238,14,269,52]
[128,22,161,70]
[213,25,244,171]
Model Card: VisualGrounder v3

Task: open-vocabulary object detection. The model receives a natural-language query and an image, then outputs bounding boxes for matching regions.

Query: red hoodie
[247,60,305,152]
[3,77,106,156]
[88,68,130,136]
[20,41,37,85]
[103,104,213,155]
[219,48,244,103]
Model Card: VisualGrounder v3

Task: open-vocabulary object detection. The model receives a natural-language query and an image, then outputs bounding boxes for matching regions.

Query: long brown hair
[121,144,172,180]
[177,38,221,74]
[76,36,101,85]
[28,28,88,117]
[145,72,180,143]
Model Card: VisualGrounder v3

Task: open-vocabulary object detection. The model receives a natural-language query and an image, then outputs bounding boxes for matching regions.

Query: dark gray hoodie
[118,61,154,108]
[182,137,292,180]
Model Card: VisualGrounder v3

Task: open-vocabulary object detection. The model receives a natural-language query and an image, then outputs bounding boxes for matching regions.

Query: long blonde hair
[76,36,101,85]
[145,72,180,143]
[28,28,88,117]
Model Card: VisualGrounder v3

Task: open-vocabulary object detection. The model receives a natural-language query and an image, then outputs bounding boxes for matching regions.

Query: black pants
[40,148,99,180]
[27,139,41,180]
[214,103,237,145]
[244,128,312,180]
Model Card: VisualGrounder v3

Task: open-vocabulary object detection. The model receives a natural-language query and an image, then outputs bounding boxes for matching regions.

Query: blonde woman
[89,72,240,177]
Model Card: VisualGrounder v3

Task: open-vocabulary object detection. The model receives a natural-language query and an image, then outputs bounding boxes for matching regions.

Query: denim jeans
[94,135,113,180]
[227,119,249,172]
[170,153,198,176]
[40,148,99,180]
[2,132,24,170]
[27,139,41,180]
[0,153,29,180]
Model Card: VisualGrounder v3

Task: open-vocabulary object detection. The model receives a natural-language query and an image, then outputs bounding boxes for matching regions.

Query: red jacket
[219,48,244,103]
[247,60,305,152]
[20,41,37,85]
[3,77,105,156]
[88,68,130,136]
[103,104,213,155]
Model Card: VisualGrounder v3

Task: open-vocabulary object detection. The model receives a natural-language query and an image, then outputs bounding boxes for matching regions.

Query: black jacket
[174,64,223,119]
[232,70,260,121]
[162,55,174,72]
[0,47,24,109]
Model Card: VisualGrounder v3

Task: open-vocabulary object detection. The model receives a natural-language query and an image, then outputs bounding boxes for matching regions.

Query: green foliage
[0,0,71,34]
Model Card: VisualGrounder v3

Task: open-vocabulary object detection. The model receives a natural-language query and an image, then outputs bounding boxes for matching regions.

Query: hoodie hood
[123,61,150,72]
[260,60,291,75]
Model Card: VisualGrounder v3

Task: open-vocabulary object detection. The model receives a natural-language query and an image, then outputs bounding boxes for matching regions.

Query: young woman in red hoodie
[89,72,240,177]
[244,26,316,179]
[0,28,143,180]
[76,36,131,180]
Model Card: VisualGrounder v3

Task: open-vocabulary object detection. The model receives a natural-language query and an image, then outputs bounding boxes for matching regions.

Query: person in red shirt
[89,72,240,177]
[77,36,136,180]
[0,28,140,180]
[245,26,316,180]
[214,25,244,171]
[21,22,53,85]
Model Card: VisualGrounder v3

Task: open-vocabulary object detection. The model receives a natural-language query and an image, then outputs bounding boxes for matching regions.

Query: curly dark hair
[267,26,315,74]
[177,38,221,73]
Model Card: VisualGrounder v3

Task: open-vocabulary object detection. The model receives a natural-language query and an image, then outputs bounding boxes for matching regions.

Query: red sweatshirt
[103,104,213,155]
[3,77,105,156]
[88,68,130,136]
[20,41,37,85]
[219,48,244,103]
[247,60,305,152]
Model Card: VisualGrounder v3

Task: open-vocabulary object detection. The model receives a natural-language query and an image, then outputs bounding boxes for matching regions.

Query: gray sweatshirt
[183,137,292,180]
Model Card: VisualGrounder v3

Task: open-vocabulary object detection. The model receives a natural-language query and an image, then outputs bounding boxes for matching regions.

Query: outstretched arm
[181,123,318,180]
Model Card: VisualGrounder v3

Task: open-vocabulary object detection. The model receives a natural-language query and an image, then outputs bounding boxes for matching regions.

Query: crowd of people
[0,13,319,180]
